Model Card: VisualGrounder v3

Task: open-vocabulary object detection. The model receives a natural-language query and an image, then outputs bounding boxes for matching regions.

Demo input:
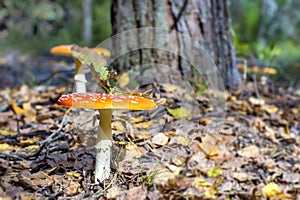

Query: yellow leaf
[249,97,265,106]
[193,177,212,188]
[162,83,177,92]
[204,187,217,199]
[167,107,191,119]
[67,171,81,178]
[10,98,25,115]
[134,121,152,128]
[264,105,278,114]
[207,167,222,177]
[24,145,39,150]
[199,134,219,157]
[130,116,143,123]
[112,121,125,131]
[174,135,190,146]
[0,129,15,136]
[135,131,151,139]
[262,182,281,198]
[0,143,14,152]
[116,72,130,88]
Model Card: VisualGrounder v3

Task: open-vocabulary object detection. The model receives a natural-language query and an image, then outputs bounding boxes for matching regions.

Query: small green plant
[139,171,159,186]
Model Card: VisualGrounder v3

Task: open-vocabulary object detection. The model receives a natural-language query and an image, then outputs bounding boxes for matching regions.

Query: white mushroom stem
[73,59,87,93]
[95,109,113,183]
[74,74,87,93]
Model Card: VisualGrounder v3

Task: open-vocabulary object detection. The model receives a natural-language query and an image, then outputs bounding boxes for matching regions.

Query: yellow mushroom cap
[50,45,111,57]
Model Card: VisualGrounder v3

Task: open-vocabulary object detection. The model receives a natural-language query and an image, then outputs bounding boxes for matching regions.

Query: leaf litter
[0,68,299,199]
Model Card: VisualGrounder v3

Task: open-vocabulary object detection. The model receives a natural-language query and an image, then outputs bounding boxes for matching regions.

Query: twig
[0,152,26,160]
[95,171,118,196]
[39,108,72,147]
[36,69,74,85]
[0,131,49,142]
[115,117,134,138]
[253,74,260,98]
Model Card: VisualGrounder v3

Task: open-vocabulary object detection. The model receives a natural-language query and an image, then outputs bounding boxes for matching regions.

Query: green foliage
[230,0,300,84]
[138,171,159,186]
[0,0,111,53]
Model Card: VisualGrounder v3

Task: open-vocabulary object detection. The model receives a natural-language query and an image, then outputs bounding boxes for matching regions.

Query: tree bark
[111,0,241,89]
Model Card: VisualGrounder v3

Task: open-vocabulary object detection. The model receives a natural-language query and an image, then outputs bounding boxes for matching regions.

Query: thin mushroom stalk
[57,93,157,182]
[95,109,112,182]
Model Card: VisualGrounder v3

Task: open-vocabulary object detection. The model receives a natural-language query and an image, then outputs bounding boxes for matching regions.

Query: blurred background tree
[0,0,299,86]
[0,0,111,52]
[230,0,300,86]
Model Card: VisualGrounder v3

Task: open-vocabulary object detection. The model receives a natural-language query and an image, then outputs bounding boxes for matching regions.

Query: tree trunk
[111,0,241,89]
[83,0,93,45]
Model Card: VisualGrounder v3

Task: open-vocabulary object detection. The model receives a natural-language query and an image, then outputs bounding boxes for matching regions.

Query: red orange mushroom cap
[57,93,157,110]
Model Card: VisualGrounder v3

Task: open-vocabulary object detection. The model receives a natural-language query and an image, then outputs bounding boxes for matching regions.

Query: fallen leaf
[238,145,259,158]
[199,134,219,157]
[66,171,81,178]
[262,182,282,198]
[264,104,278,114]
[24,145,39,150]
[134,121,152,128]
[116,72,130,88]
[125,186,147,200]
[249,97,265,106]
[0,144,15,153]
[167,107,191,119]
[204,186,217,199]
[207,167,222,177]
[66,180,81,196]
[169,135,190,146]
[106,186,120,199]
[199,118,212,125]
[10,98,25,115]
[151,133,169,146]
[232,172,249,182]
[193,177,212,188]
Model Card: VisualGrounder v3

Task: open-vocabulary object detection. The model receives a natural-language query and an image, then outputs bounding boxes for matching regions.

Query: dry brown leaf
[238,145,259,158]
[10,98,25,115]
[134,121,152,128]
[199,118,213,125]
[66,180,81,196]
[249,97,265,106]
[199,134,219,157]
[264,104,278,114]
[232,172,249,182]
[106,186,120,199]
[151,133,169,146]
[125,186,147,200]
[116,72,130,88]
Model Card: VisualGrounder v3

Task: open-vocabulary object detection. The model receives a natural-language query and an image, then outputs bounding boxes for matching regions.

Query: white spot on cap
[130,100,138,104]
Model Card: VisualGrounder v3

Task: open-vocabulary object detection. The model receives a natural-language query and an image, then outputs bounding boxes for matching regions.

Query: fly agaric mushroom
[50,45,110,93]
[57,93,157,182]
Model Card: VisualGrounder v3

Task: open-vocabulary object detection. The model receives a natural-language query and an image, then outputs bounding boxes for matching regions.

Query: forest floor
[0,54,299,199]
